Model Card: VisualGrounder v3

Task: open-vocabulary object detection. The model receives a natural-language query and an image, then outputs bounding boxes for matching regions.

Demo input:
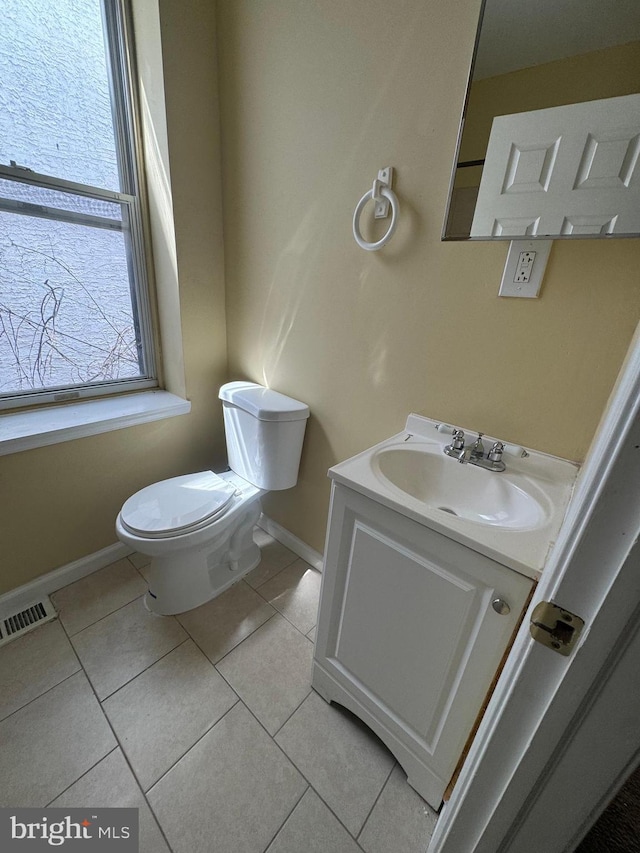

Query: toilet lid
[120,471,237,536]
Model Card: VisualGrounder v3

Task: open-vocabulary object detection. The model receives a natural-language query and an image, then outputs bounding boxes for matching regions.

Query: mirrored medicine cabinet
[442,0,640,241]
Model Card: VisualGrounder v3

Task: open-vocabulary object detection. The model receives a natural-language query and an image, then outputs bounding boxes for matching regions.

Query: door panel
[471,94,640,236]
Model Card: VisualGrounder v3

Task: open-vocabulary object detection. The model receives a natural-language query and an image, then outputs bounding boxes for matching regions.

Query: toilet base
[144,501,262,615]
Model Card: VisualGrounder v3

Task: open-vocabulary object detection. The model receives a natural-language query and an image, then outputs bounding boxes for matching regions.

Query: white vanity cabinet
[312,482,534,809]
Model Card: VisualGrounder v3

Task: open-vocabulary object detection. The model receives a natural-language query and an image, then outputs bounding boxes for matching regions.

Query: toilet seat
[120,471,239,539]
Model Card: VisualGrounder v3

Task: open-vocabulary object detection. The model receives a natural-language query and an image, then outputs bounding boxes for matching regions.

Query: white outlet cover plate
[499,240,553,298]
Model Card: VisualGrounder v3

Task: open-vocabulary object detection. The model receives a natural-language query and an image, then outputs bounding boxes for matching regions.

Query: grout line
[63,591,153,639]
[212,607,314,676]
[105,743,175,853]
[213,610,281,668]
[240,700,370,843]
[109,682,240,852]
[356,760,397,842]
[249,548,314,592]
[31,630,175,852]
[0,663,82,724]
[178,594,275,667]
[91,697,184,853]
[248,574,320,640]
[302,779,374,845]
[56,604,189,852]
[241,700,315,778]
[57,590,191,703]
[208,613,316,741]
[263,602,318,640]
[65,627,209,852]
[261,785,310,853]
[126,554,151,572]
[98,636,192,703]
[132,566,150,584]
[272,688,313,739]
[143,698,241,795]
[44,747,120,806]
[268,691,398,844]
[247,551,300,591]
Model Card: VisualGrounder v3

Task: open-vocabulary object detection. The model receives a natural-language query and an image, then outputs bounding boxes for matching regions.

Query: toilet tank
[219,382,310,490]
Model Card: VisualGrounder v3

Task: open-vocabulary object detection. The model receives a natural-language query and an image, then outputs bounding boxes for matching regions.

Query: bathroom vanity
[312,414,577,808]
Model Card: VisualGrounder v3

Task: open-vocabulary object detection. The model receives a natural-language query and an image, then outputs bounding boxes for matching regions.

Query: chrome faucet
[470,432,485,462]
[444,429,506,472]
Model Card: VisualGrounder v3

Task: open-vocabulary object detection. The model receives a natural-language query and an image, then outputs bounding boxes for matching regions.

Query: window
[0,0,156,410]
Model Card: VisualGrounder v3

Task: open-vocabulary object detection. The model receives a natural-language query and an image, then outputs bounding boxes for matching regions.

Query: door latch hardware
[530,601,585,656]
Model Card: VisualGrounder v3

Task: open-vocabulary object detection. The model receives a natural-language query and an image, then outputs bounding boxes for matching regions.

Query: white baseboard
[258,513,324,572]
[0,517,321,620]
[0,542,133,619]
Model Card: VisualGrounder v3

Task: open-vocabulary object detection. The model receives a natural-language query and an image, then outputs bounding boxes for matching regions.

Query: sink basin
[372,445,548,530]
[328,414,579,577]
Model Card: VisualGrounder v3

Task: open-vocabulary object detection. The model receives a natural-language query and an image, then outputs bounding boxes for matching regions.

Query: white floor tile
[177,581,274,663]
[258,559,322,634]
[359,764,437,853]
[50,749,171,853]
[245,529,299,589]
[51,558,148,636]
[2,552,427,852]
[104,640,237,790]
[276,691,394,836]
[127,552,152,570]
[217,614,313,734]
[71,598,187,699]
[147,702,307,853]
[267,788,361,853]
[0,620,80,721]
[0,672,116,807]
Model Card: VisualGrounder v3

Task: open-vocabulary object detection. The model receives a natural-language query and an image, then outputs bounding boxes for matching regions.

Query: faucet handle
[487,441,504,462]
[451,428,465,450]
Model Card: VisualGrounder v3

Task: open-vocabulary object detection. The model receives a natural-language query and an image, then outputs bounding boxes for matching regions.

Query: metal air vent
[0,599,57,647]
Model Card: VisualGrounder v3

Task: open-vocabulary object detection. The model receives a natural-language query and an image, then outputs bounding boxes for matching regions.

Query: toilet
[115,382,310,615]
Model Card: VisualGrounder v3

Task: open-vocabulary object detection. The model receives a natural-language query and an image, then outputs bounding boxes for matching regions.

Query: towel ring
[353,184,399,251]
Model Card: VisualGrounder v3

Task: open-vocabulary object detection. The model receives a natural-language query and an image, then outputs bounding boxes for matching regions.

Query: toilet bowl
[115,382,309,615]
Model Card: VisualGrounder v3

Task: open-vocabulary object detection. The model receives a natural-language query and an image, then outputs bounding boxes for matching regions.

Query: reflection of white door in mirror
[471,94,640,237]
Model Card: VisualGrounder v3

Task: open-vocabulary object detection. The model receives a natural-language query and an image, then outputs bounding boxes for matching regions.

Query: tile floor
[0,527,438,853]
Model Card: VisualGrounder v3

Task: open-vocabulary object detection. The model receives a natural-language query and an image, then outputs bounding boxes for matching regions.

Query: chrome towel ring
[352,167,400,251]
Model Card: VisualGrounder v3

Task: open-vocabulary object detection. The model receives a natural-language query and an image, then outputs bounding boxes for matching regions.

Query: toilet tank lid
[219,382,310,422]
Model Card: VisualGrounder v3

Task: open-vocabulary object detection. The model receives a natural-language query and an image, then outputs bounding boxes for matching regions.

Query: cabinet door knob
[492,598,511,615]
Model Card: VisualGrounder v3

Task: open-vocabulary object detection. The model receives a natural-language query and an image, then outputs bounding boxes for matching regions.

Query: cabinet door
[314,484,533,806]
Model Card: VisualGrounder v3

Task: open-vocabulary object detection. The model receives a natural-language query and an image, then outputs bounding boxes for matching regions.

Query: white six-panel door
[471,93,640,237]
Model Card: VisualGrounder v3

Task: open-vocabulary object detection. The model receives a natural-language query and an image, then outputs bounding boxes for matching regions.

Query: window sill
[0,390,191,456]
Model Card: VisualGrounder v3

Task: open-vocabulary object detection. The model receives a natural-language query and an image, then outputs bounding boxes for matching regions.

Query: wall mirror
[442,0,640,241]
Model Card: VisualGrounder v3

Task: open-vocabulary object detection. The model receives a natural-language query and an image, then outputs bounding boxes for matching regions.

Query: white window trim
[0,390,190,456]
[0,0,191,450]
[0,0,158,411]
[0,0,191,456]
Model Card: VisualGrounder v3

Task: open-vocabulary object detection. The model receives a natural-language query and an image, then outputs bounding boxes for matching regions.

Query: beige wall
[0,0,228,596]
[216,0,640,554]
[2,0,639,596]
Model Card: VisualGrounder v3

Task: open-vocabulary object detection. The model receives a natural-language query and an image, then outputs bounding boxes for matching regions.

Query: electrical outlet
[514,251,536,283]
[499,240,552,298]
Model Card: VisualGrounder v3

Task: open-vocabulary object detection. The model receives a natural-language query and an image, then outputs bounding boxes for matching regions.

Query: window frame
[0,0,158,412]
